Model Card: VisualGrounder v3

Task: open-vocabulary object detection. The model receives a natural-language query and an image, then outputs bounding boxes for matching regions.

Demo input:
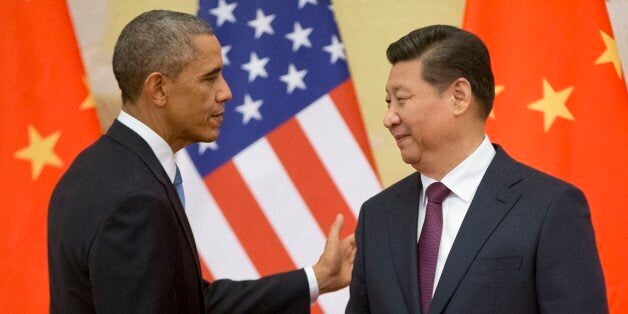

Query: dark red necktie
[418,182,451,314]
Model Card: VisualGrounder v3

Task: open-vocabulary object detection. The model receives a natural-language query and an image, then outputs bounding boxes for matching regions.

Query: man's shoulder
[362,172,419,208]
[492,146,581,194]
[53,134,157,198]
[68,134,146,176]
[49,133,168,230]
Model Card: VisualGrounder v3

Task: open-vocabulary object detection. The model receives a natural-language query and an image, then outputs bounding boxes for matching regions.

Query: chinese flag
[0,1,101,312]
[464,1,628,312]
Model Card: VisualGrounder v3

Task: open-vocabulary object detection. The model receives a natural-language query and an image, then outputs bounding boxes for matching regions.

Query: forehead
[386,58,424,93]
[188,35,222,69]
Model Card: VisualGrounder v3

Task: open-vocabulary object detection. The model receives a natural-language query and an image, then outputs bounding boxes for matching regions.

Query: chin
[200,130,220,143]
[400,154,413,165]
[400,152,420,167]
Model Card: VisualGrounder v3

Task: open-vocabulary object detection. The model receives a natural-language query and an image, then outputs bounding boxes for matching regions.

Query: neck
[122,103,186,152]
[415,132,485,181]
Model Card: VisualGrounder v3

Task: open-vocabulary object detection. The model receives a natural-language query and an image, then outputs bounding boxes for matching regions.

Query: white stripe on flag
[318,287,350,313]
[176,150,259,280]
[234,137,348,313]
[297,95,382,216]
[233,138,326,266]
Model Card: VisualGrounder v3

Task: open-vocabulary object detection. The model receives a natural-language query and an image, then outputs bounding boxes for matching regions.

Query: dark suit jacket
[48,120,309,313]
[347,146,607,313]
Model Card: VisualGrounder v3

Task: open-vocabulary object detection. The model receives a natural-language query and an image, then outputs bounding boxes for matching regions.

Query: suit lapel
[106,120,203,277]
[387,173,422,314]
[429,147,523,314]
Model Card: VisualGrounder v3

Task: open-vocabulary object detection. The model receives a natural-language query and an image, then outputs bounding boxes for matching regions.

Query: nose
[383,106,400,129]
[216,76,233,104]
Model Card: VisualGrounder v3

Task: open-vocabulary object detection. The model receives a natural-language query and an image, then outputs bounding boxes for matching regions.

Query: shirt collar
[117,110,177,183]
[420,135,496,204]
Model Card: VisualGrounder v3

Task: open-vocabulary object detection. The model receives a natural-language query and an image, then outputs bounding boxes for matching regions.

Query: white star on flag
[210,0,237,27]
[298,0,318,9]
[198,142,218,154]
[285,22,313,52]
[323,35,345,64]
[247,9,275,39]
[221,45,232,66]
[279,64,307,94]
[241,52,270,82]
[236,94,264,124]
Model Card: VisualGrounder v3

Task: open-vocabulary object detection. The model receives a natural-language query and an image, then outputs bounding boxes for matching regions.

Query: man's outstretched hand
[313,214,356,294]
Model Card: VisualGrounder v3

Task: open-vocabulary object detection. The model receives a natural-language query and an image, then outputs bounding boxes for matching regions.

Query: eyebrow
[201,66,222,79]
[385,85,410,94]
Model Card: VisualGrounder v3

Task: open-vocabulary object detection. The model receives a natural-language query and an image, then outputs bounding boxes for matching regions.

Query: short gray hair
[113,10,214,103]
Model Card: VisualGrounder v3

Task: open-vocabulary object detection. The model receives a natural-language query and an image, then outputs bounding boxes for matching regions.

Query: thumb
[328,213,345,240]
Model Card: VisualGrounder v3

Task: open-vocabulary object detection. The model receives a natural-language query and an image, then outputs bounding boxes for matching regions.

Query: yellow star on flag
[14,125,63,180]
[489,85,505,119]
[79,76,95,110]
[527,79,575,132]
[80,94,95,110]
[595,30,622,78]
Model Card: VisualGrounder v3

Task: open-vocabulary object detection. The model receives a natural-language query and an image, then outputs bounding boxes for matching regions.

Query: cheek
[199,92,215,112]
[187,96,212,119]
[405,113,427,135]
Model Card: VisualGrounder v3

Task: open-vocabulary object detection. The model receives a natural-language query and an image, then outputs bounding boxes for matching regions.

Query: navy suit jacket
[347,146,607,313]
[48,120,310,313]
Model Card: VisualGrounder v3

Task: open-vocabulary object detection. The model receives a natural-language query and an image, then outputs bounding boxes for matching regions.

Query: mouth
[393,134,409,142]
[211,111,225,118]
[209,112,224,128]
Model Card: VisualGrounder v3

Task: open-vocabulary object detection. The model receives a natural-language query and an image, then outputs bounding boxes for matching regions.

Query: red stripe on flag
[268,118,357,237]
[204,161,295,275]
[204,161,325,312]
[312,305,323,314]
[199,255,215,282]
[329,80,379,178]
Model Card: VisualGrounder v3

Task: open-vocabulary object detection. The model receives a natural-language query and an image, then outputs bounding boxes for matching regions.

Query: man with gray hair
[48,10,355,313]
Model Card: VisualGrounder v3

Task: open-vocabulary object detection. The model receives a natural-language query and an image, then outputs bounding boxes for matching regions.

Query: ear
[144,72,167,107]
[450,78,473,116]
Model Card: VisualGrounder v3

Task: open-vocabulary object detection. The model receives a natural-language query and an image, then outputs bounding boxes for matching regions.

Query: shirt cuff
[304,266,320,304]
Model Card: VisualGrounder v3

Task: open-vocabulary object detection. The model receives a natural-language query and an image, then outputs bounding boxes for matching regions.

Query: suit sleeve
[202,269,310,313]
[346,204,370,313]
[88,191,179,313]
[536,186,608,313]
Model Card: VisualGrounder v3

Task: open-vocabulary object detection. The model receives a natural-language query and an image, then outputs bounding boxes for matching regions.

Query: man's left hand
[313,214,356,294]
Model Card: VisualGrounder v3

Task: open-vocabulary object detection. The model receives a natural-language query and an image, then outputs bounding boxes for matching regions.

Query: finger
[340,234,355,248]
[342,235,356,259]
[347,238,356,259]
[328,213,345,240]
[345,233,355,247]
[349,246,357,263]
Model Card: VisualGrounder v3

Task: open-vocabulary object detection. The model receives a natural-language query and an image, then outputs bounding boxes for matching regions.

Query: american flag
[176,0,381,311]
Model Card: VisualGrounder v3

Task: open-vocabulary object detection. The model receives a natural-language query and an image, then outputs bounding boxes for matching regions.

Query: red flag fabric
[0,1,101,312]
[464,1,628,312]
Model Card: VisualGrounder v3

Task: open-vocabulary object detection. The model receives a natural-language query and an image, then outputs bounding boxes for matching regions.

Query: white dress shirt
[118,111,177,183]
[417,135,496,295]
[116,110,320,304]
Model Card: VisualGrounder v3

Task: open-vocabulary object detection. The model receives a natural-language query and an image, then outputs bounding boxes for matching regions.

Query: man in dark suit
[346,25,607,313]
[48,10,354,313]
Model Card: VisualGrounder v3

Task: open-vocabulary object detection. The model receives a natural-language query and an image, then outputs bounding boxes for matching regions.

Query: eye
[385,99,391,107]
[202,73,220,83]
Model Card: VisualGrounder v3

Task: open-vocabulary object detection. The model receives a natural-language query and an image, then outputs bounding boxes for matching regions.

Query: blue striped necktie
[173,166,185,208]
